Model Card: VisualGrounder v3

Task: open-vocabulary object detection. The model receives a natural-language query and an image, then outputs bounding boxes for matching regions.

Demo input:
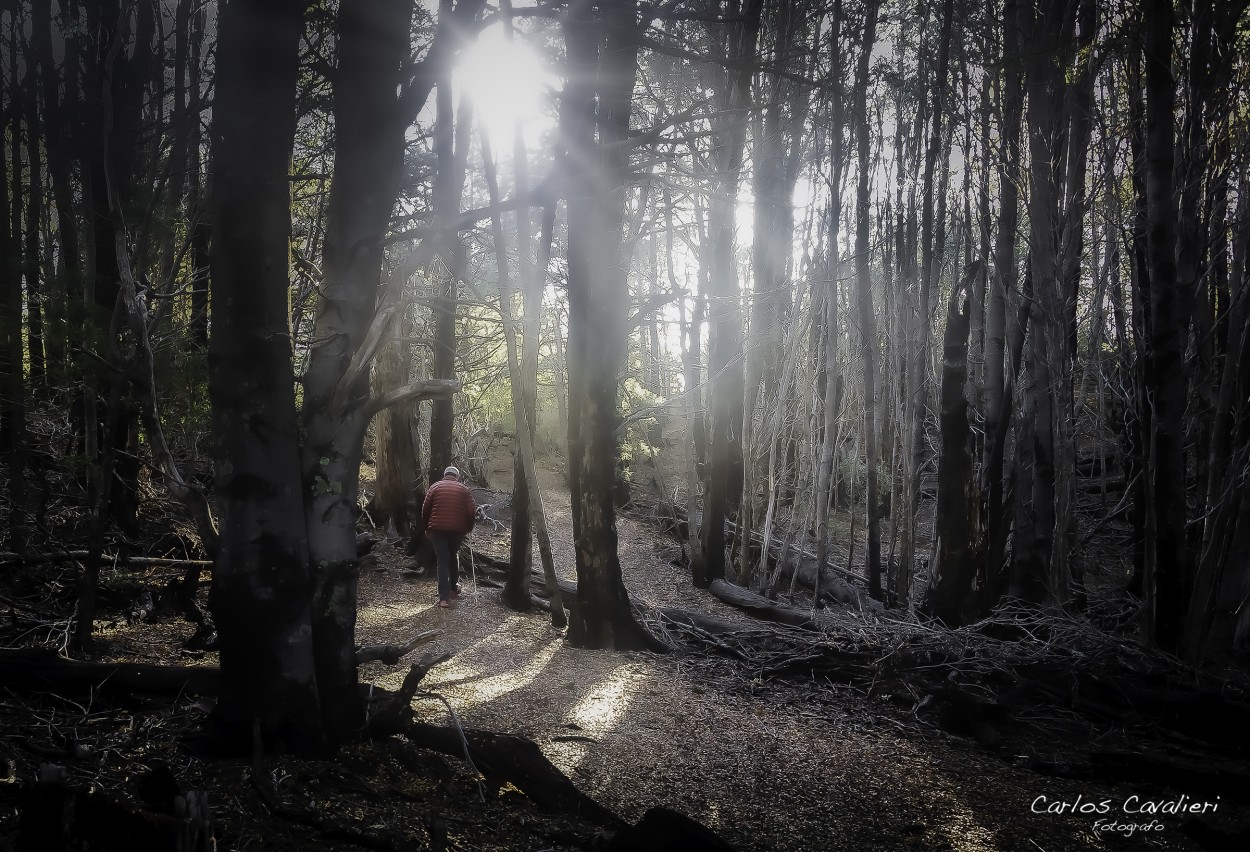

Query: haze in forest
[1,0,1249,849]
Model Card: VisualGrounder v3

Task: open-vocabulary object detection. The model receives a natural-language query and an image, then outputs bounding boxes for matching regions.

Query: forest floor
[0,452,1245,851]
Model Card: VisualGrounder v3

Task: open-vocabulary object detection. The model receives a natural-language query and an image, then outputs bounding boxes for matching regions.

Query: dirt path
[353,459,1195,852]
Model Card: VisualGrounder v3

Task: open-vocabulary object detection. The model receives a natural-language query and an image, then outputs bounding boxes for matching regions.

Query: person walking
[421,466,477,608]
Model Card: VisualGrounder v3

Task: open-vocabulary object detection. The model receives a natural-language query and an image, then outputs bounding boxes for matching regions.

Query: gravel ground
[351,460,1228,852]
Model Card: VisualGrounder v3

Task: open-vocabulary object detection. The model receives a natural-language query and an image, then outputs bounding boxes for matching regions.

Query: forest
[1,0,1250,849]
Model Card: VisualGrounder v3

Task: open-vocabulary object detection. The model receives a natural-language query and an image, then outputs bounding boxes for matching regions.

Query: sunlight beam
[453,25,556,145]
[433,621,564,706]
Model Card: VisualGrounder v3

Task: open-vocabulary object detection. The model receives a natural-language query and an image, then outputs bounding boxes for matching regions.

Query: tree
[480,132,566,628]
[426,0,476,487]
[979,0,1025,610]
[1140,0,1188,652]
[561,0,657,650]
[852,0,881,599]
[1016,0,1076,605]
[697,0,764,588]
[738,0,809,586]
[209,0,466,747]
[922,268,976,624]
[1,1,26,550]
[208,0,323,749]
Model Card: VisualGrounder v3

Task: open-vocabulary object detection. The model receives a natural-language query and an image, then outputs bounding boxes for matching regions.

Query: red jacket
[422,476,477,534]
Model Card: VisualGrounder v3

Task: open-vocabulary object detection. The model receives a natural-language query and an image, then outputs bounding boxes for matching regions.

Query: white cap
[444,466,460,478]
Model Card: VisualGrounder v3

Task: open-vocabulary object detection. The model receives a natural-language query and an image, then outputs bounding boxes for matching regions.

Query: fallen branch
[0,552,213,567]
[356,630,442,665]
[0,647,221,695]
[368,651,454,737]
[401,723,622,827]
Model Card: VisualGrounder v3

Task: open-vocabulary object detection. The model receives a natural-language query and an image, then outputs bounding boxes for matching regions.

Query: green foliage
[615,377,664,485]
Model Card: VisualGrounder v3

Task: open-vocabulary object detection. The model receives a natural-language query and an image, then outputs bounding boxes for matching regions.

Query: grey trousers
[430,530,463,601]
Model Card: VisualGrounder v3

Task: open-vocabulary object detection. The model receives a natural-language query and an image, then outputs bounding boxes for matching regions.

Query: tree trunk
[980,0,1024,610]
[502,7,543,610]
[1,32,26,552]
[31,0,78,383]
[21,42,46,390]
[561,0,656,650]
[480,131,567,629]
[301,0,478,739]
[1019,0,1075,605]
[426,6,477,485]
[922,272,976,624]
[813,3,846,606]
[697,0,764,587]
[1142,0,1190,652]
[187,0,210,349]
[907,0,955,578]
[1124,50,1152,596]
[852,0,881,599]
[208,0,323,751]
[740,0,803,586]
[370,265,423,537]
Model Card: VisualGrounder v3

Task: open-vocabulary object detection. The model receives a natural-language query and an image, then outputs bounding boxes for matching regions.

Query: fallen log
[765,554,881,610]
[0,551,213,568]
[527,571,579,601]
[467,548,511,573]
[648,607,746,637]
[402,723,622,827]
[518,560,793,642]
[708,579,819,630]
[0,648,221,695]
[623,502,877,608]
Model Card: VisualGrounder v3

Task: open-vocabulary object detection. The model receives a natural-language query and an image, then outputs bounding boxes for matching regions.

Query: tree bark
[480,132,567,629]
[21,38,46,390]
[852,0,881,599]
[1142,0,1190,652]
[426,2,479,485]
[561,0,658,650]
[370,267,423,538]
[301,0,477,738]
[1,27,26,552]
[922,271,976,625]
[697,0,764,588]
[208,0,322,751]
[980,0,1024,610]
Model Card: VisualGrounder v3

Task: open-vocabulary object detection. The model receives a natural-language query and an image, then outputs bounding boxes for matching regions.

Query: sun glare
[454,26,556,143]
